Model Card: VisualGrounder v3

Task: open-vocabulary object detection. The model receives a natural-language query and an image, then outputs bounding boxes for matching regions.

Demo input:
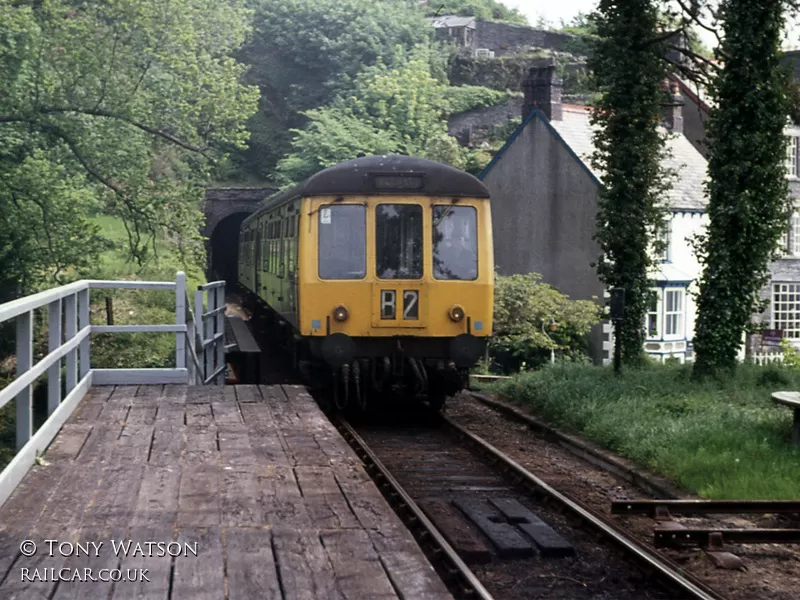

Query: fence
[749,351,785,366]
[0,272,225,508]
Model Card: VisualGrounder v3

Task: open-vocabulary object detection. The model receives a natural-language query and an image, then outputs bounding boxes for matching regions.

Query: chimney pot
[522,63,563,121]
[662,78,685,134]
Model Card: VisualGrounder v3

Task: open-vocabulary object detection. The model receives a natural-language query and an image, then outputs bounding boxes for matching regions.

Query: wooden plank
[162,384,187,403]
[453,498,534,558]
[113,425,155,464]
[130,465,181,529]
[178,464,220,527]
[51,526,120,600]
[185,386,220,404]
[228,316,260,353]
[259,467,311,528]
[234,385,262,403]
[66,387,113,425]
[170,527,225,600]
[97,403,131,426]
[75,424,124,464]
[148,425,185,466]
[319,530,399,599]
[111,526,174,600]
[419,499,491,564]
[211,402,242,426]
[43,424,92,462]
[83,462,146,532]
[283,434,327,467]
[294,466,360,529]
[489,498,575,557]
[155,403,185,427]
[217,431,257,467]
[223,386,238,403]
[333,465,397,530]
[271,527,341,600]
[185,404,214,429]
[225,528,281,600]
[126,405,157,425]
[221,470,262,527]
[368,525,454,600]
[239,403,288,466]
[184,429,219,464]
[108,385,140,404]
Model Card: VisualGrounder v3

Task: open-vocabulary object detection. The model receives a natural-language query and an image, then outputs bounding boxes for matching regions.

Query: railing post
[175,272,186,373]
[47,299,62,415]
[195,289,205,384]
[204,289,214,383]
[78,287,90,378]
[15,311,32,451]
[64,293,77,392]
[215,284,225,385]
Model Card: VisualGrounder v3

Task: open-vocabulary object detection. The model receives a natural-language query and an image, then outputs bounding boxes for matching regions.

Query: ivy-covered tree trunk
[588,0,671,367]
[692,0,791,376]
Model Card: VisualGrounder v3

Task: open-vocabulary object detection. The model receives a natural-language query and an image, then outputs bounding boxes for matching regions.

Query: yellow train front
[238,155,493,410]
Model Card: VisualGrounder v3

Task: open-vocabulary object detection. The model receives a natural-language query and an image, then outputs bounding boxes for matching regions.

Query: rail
[0,271,225,508]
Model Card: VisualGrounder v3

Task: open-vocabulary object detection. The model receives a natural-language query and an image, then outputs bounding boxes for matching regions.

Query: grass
[491,362,800,499]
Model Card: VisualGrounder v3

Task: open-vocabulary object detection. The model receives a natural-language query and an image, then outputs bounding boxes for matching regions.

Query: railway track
[334,407,729,600]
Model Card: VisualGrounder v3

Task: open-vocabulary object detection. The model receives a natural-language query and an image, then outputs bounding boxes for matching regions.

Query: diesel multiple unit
[238,154,493,409]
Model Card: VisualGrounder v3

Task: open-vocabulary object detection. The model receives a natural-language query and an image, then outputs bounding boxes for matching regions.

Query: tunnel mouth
[208,212,249,285]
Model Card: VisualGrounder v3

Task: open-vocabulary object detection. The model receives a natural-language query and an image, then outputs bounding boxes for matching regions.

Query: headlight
[333,305,349,322]
[449,305,465,322]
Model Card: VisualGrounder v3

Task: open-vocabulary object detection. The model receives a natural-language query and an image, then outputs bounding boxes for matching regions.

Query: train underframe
[245,295,484,411]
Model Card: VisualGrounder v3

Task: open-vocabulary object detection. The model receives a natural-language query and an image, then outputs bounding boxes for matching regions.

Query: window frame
[374,203,425,281]
[787,135,798,179]
[772,283,800,339]
[644,288,662,340]
[663,288,685,340]
[317,203,367,281]
[432,204,479,281]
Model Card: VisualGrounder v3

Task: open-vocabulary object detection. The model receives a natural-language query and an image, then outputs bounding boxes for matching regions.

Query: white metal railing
[750,350,785,365]
[0,271,225,508]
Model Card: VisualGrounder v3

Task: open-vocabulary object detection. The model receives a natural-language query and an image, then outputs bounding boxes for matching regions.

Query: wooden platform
[0,385,452,599]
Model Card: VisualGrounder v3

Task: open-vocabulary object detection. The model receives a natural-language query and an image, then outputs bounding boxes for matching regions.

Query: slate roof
[428,15,476,29]
[549,106,709,211]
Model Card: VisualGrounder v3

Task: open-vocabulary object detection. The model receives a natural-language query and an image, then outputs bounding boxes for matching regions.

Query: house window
[787,136,798,178]
[664,289,684,338]
[645,289,660,339]
[658,219,672,262]
[773,283,800,339]
[791,212,800,257]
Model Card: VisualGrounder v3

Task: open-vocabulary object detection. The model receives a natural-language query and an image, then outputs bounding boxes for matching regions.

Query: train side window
[318,204,366,280]
[375,204,423,279]
[432,205,478,281]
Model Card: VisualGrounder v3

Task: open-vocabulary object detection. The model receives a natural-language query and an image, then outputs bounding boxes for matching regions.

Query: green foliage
[275,49,500,184]
[490,273,603,373]
[239,0,432,177]
[692,1,791,376]
[588,1,672,367]
[423,0,527,24]
[494,362,800,499]
[0,0,259,296]
[780,339,800,370]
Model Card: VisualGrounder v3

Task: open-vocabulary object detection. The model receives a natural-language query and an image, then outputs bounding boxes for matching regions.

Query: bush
[489,273,603,373]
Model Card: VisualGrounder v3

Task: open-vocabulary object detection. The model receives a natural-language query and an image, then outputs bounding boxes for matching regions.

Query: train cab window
[433,205,478,281]
[318,204,366,279]
[375,204,423,279]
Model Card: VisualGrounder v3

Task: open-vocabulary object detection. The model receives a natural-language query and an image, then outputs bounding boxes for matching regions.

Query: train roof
[243,155,490,224]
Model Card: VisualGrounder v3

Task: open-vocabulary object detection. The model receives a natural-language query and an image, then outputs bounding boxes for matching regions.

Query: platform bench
[771,391,800,446]
[225,315,261,384]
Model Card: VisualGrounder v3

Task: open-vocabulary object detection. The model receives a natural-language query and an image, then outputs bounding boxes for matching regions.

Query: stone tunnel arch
[203,187,277,284]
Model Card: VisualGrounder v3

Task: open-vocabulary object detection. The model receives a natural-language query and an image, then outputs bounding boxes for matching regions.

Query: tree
[588,0,672,368]
[423,0,528,24]
[275,48,506,184]
[0,0,259,297]
[237,0,432,179]
[692,0,791,376]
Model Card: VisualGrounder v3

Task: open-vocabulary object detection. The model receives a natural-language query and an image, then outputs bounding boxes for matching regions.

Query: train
[237,154,493,410]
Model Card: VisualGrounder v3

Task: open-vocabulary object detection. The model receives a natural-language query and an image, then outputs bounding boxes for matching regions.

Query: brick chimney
[661,79,684,134]
[522,63,563,121]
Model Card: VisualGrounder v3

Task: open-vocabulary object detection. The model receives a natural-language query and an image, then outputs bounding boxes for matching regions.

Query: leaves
[588,0,672,367]
[692,0,791,376]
